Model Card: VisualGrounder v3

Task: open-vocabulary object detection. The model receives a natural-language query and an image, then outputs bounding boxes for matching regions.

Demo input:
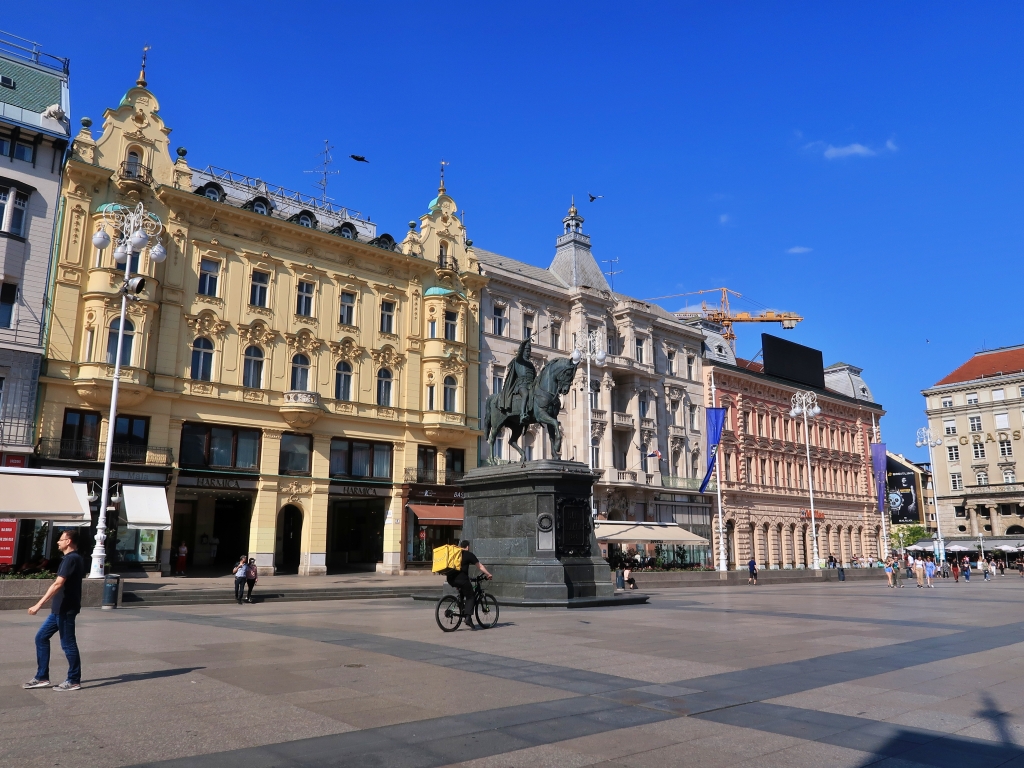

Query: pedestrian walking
[23,530,85,692]
[989,559,997,580]
[1017,559,1024,578]
[175,541,188,576]
[245,558,258,603]
[892,558,904,588]
[963,558,971,582]
[914,558,925,588]
[884,558,894,588]
[905,554,914,579]
[925,557,936,588]
[748,558,758,585]
[232,556,248,604]
[952,560,960,582]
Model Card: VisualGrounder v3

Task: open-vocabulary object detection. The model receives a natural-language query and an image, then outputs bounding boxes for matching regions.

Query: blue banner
[870,443,887,515]
[699,407,726,493]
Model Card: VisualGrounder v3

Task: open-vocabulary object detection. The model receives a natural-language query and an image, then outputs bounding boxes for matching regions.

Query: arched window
[106,318,134,367]
[591,437,600,468]
[443,376,457,412]
[1005,469,1017,484]
[253,200,267,215]
[205,187,220,201]
[977,471,989,486]
[242,346,264,389]
[298,214,312,228]
[126,150,141,178]
[335,361,352,401]
[291,354,310,391]
[377,368,392,406]
[439,241,448,257]
[191,337,214,381]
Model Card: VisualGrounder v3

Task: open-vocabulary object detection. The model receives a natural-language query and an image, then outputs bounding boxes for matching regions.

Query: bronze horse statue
[483,356,579,462]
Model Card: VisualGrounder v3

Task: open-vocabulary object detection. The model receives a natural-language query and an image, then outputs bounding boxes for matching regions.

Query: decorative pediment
[285,329,323,355]
[440,350,465,374]
[238,321,277,348]
[371,345,405,370]
[185,310,228,339]
[329,337,364,362]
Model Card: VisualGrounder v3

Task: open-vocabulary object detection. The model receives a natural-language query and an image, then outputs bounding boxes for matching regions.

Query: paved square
[3,577,1024,767]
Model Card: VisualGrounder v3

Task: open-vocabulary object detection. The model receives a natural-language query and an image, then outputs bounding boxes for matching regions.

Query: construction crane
[644,287,803,351]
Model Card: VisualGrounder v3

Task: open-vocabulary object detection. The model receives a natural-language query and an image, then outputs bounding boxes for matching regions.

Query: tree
[891,524,929,549]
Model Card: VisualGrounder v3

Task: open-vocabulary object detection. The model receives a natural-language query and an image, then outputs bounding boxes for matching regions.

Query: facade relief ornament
[329,337,363,362]
[281,480,311,504]
[239,321,277,348]
[285,329,323,355]
[371,345,405,370]
[185,310,229,339]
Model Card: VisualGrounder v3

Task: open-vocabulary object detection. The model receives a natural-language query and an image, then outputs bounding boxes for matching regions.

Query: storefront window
[115,526,157,563]
[210,427,234,466]
[279,433,313,475]
[352,442,371,477]
[180,423,262,470]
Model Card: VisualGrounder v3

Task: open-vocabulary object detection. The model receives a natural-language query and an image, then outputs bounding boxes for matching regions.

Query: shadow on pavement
[86,667,205,688]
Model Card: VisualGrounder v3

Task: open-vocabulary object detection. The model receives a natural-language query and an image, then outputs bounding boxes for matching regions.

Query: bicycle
[435,574,499,632]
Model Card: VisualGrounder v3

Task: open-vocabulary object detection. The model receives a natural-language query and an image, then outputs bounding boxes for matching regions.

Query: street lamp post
[87,203,165,579]
[790,390,822,570]
[572,328,606,516]
[915,427,945,564]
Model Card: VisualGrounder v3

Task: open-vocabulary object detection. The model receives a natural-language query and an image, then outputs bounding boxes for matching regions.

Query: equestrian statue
[483,337,579,463]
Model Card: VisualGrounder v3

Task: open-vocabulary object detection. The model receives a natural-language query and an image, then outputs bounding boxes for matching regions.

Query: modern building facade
[701,341,886,568]
[36,68,484,575]
[922,344,1024,542]
[478,202,714,565]
[0,32,70,467]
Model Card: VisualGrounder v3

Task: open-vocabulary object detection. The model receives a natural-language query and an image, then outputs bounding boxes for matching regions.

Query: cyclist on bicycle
[447,540,492,629]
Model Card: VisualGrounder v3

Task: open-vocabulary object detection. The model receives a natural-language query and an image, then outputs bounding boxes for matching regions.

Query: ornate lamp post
[571,328,606,514]
[87,203,165,579]
[790,390,822,569]
[915,427,945,564]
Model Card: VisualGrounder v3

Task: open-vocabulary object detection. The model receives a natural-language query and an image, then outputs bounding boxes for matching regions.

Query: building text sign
[0,518,16,565]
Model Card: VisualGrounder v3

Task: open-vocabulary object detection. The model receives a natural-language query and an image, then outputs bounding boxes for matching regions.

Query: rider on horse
[499,338,537,424]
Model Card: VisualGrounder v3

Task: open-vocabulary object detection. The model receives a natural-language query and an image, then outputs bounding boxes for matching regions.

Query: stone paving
[3,576,1024,767]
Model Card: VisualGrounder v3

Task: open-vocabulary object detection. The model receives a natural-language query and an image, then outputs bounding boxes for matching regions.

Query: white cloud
[719,214,730,225]
[823,143,876,159]
[787,246,813,254]
[886,138,898,152]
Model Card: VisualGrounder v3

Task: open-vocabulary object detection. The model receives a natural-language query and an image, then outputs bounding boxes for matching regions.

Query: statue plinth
[461,459,646,607]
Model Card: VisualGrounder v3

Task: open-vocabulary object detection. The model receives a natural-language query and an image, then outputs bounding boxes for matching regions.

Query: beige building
[37,69,484,575]
[922,345,1024,542]
[478,202,714,565]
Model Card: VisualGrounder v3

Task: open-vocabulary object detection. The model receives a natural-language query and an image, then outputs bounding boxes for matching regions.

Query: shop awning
[68,484,93,526]
[0,469,92,520]
[408,504,464,526]
[595,521,709,545]
[122,485,171,530]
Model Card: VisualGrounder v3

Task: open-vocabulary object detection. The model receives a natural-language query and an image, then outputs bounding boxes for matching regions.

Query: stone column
[298,433,332,576]
[251,429,282,576]
[967,505,979,536]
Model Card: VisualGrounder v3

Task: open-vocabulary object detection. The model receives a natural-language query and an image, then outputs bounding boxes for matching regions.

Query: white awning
[0,471,91,520]
[122,485,171,530]
[595,521,709,545]
[68,483,93,526]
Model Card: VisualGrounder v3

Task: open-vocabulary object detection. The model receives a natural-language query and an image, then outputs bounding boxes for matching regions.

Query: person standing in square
[23,529,86,692]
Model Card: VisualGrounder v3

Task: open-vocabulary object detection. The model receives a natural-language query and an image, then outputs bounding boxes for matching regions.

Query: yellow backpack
[431,544,462,575]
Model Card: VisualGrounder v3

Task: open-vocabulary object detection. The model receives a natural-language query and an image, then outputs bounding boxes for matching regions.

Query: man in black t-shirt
[446,540,491,629]
[24,529,86,691]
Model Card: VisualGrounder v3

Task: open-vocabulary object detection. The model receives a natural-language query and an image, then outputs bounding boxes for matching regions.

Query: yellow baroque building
[38,71,484,576]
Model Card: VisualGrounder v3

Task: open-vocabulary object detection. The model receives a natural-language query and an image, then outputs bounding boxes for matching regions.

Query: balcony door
[60,409,101,460]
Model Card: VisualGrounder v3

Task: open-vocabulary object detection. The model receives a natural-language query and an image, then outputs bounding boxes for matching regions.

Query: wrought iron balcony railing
[437,255,459,272]
[118,161,153,185]
[404,467,467,486]
[38,438,173,466]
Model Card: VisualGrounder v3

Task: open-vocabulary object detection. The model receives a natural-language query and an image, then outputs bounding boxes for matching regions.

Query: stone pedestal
[462,460,640,606]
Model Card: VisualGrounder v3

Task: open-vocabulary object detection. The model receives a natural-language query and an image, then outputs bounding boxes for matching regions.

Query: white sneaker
[22,678,51,689]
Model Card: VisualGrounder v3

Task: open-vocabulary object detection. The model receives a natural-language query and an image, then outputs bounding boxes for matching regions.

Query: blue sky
[24,2,1024,459]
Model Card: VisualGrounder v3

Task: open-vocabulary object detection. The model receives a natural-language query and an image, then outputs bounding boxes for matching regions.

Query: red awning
[408,504,464,526]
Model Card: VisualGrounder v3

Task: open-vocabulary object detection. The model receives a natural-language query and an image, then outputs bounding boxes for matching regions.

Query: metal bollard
[102,574,120,610]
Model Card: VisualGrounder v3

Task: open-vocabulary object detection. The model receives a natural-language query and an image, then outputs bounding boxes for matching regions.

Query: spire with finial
[563,196,584,234]
[137,44,151,88]
[569,195,578,216]
[439,158,449,194]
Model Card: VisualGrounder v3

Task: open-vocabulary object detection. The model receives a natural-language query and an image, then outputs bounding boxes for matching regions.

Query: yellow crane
[645,287,803,351]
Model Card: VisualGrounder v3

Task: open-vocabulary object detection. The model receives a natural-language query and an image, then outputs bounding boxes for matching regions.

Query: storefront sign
[176,476,259,490]
[800,509,825,520]
[0,518,15,564]
[64,468,168,483]
[330,483,390,497]
[409,487,465,502]
[3,455,27,467]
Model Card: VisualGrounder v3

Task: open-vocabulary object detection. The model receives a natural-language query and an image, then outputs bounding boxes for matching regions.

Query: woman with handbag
[245,558,258,603]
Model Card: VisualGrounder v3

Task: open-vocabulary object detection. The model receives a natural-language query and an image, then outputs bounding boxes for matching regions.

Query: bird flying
[588,193,603,202]
[350,155,369,163]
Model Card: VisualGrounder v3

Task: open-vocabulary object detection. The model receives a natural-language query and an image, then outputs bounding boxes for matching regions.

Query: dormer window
[253,201,267,215]
[340,226,353,238]
[298,214,312,228]
[205,188,220,201]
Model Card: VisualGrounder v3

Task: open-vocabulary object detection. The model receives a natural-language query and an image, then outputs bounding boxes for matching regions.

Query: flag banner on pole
[646,448,662,459]
[699,408,726,493]
[870,443,887,515]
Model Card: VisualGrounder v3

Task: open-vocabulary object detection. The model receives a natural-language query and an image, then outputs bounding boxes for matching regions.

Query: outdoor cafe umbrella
[946,544,971,551]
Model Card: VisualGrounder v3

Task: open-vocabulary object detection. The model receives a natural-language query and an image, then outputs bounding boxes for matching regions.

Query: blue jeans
[35,611,81,685]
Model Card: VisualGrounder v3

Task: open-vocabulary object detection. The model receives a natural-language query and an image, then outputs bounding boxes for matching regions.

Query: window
[198,259,219,296]
[14,143,33,162]
[0,283,16,328]
[444,311,458,341]
[335,362,352,400]
[995,413,1010,429]
[634,338,644,364]
[426,384,435,410]
[190,337,214,381]
[744,457,753,482]
[296,281,315,317]
[253,200,268,215]
[0,189,6,231]
[757,414,764,436]
[204,187,220,201]
[279,433,313,475]
[943,419,957,435]
[106,318,134,367]
[443,376,457,412]
[377,368,392,406]
[669,399,679,425]
[774,460,780,486]
[249,271,269,307]
[666,351,675,375]
[446,448,465,479]
[551,322,561,350]
[950,472,963,490]
[340,292,355,325]
[948,445,960,462]
[428,319,437,338]
[771,417,778,439]
[977,471,989,486]
[973,442,986,459]
[492,374,503,396]
[1004,469,1016,484]
[60,409,101,459]
[969,416,982,432]
[760,459,767,485]
[0,138,7,154]
[686,355,695,379]
[329,438,391,478]
[1000,439,1013,457]
[743,411,751,434]
[113,415,149,459]
[590,380,600,410]
[725,453,732,481]
[242,346,264,389]
[290,354,310,391]
[523,313,534,340]
[639,393,649,419]
[379,300,395,333]
[492,305,506,335]
[689,405,700,430]
[993,389,1005,401]
[298,214,313,228]
[967,393,979,405]
[7,192,27,236]
[180,423,260,469]
[941,397,953,408]
[590,437,600,468]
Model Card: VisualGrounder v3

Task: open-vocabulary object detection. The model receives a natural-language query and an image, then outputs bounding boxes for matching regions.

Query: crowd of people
[883,552,1019,588]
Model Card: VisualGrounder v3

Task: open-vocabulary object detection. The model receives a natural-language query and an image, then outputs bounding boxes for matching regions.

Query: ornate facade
[36,70,483,575]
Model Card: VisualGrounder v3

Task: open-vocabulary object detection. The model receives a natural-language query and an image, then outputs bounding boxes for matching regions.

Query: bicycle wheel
[435,595,462,632]
[474,593,499,629]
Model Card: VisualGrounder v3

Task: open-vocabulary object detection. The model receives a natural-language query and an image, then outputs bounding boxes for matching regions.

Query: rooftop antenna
[304,140,340,207]
[601,257,623,292]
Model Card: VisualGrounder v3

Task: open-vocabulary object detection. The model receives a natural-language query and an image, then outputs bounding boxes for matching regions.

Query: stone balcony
[279,390,323,429]
[612,412,634,429]
[668,424,686,439]
[590,409,608,423]
[617,470,638,482]
[641,417,656,430]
